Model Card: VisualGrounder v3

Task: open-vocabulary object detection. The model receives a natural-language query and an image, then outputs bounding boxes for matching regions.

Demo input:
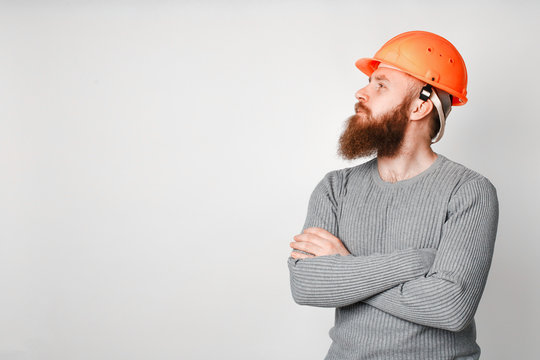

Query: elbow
[289,283,345,308]
[288,259,309,306]
[286,256,340,308]
[428,273,476,332]
[291,291,309,306]
[289,280,334,307]
[440,317,473,332]
[289,277,315,306]
[435,307,475,332]
[289,284,314,306]
[290,292,337,308]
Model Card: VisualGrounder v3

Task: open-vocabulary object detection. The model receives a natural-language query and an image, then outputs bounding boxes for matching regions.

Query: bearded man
[287,31,499,360]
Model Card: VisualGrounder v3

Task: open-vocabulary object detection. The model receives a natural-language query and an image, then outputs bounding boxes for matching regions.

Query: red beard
[337,97,413,159]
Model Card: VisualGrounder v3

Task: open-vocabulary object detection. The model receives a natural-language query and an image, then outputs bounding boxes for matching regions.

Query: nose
[355,86,368,102]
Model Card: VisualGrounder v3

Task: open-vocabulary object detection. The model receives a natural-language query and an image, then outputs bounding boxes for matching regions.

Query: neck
[376,139,437,183]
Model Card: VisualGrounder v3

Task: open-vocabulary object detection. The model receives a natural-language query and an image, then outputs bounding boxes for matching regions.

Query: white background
[1,1,539,359]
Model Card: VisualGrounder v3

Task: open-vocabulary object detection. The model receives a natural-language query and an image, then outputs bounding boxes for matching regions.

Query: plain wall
[1,1,539,359]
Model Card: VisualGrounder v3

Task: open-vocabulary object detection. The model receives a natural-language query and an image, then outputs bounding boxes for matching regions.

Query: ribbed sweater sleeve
[287,171,437,308]
[362,177,499,332]
[288,250,436,308]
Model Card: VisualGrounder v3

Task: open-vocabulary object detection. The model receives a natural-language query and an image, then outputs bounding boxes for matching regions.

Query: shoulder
[439,155,498,217]
[439,154,498,196]
[318,157,376,197]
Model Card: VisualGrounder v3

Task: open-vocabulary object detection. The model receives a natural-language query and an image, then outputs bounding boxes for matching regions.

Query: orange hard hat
[355,31,468,106]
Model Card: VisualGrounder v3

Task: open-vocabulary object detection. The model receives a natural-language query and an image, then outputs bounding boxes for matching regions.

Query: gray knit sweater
[287,153,499,360]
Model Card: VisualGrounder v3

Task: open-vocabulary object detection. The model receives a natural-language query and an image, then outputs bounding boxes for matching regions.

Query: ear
[409,98,434,121]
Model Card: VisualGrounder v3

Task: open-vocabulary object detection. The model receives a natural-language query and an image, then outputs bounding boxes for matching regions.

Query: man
[287,31,499,360]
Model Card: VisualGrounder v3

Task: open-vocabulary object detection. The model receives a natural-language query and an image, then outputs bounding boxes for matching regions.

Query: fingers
[303,227,338,242]
[289,228,342,258]
[294,232,324,244]
[290,250,315,259]
[292,228,351,257]
[290,239,323,255]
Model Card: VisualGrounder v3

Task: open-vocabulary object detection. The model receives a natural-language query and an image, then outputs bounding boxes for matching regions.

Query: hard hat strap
[429,88,447,144]
[416,83,451,144]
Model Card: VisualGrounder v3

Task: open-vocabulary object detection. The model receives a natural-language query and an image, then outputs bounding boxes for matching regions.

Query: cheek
[371,96,398,116]
[367,104,383,118]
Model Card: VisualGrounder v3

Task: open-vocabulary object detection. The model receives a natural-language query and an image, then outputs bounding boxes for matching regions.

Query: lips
[355,102,369,114]
[353,103,372,124]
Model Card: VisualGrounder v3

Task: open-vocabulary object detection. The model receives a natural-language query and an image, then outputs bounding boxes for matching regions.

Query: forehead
[370,67,412,87]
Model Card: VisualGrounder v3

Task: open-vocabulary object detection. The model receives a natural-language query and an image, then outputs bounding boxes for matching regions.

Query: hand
[289,227,351,259]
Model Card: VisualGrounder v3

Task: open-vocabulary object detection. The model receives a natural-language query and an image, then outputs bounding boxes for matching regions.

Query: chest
[337,184,450,256]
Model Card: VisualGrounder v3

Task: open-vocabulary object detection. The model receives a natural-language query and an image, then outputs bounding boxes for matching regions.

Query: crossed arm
[361,178,499,331]
[287,171,499,332]
[287,247,436,308]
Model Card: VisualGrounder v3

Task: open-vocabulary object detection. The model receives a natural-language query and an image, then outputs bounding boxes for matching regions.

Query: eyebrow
[368,74,390,83]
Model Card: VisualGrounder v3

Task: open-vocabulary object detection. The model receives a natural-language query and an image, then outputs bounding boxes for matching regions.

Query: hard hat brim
[354,57,468,106]
[355,58,380,77]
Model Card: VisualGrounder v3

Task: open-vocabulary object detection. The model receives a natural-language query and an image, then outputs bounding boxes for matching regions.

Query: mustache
[354,102,371,115]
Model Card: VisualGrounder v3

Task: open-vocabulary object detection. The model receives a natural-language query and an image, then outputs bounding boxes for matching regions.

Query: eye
[377,82,385,89]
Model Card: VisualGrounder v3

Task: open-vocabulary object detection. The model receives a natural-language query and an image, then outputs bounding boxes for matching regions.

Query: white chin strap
[429,88,452,144]
[378,62,452,144]
[428,87,452,144]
